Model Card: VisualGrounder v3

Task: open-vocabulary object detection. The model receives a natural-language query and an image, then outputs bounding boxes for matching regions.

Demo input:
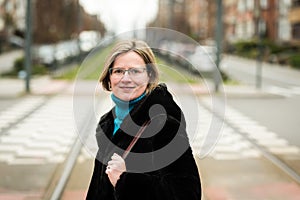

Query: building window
[260,0,268,9]
[237,0,246,12]
[292,0,300,7]
[292,23,300,39]
[247,0,254,10]
[278,19,291,41]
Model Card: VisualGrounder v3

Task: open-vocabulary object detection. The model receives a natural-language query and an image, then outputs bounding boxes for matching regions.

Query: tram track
[199,97,300,185]
[43,93,106,200]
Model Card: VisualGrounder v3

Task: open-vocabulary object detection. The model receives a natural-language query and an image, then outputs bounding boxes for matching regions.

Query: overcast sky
[79,0,158,34]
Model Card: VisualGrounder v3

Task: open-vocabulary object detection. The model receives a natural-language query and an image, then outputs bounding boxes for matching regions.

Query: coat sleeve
[113,117,202,200]
[86,154,115,200]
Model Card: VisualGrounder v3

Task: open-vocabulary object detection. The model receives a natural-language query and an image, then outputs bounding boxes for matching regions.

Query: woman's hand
[106,153,127,187]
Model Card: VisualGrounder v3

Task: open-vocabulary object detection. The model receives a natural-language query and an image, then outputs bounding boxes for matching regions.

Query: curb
[0,76,72,98]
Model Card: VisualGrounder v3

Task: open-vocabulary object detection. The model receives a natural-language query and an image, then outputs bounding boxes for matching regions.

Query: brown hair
[99,40,159,92]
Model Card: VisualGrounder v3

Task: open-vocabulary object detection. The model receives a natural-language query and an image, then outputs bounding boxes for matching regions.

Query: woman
[86,40,202,200]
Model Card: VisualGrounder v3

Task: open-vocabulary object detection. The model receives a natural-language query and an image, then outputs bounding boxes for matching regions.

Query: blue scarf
[111,93,146,135]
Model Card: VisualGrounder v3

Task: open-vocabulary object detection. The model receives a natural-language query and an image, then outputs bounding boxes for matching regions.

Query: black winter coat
[86,83,202,200]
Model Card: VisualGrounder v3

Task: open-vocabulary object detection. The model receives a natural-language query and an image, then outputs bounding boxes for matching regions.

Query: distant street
[221,55,300,88]
[221,55,300,148]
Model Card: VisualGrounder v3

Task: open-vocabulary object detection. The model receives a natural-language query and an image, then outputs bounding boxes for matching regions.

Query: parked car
[188,45,217,72]
[55,40,80,64]
[32,44,56,67]
[8,35,24,48]
[33,40,81,69]
[79,30,101,53]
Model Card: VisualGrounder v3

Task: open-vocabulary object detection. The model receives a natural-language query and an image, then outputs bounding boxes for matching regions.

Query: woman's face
[110,51,150,101]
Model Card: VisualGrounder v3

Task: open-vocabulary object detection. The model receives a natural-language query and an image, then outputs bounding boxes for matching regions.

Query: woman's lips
[119,86,135,91]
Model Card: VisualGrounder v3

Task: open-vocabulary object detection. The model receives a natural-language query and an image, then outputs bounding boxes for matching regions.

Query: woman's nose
[121,71,132,81]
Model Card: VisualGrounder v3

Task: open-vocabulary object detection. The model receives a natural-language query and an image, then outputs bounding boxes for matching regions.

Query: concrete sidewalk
[0,76,72,98]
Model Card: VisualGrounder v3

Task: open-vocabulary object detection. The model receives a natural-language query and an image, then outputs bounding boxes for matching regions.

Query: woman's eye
[131,69,140,74]
[114,69,124,74]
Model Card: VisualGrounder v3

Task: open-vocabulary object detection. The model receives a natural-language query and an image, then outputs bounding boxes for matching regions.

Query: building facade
[151,0,299,45]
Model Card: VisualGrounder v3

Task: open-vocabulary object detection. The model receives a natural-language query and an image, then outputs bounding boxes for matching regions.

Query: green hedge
[8,57,49,76]
[231,40,300,69]
[289,54,300,69]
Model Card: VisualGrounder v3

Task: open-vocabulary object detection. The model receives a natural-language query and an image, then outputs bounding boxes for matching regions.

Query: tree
[33,0,105,44]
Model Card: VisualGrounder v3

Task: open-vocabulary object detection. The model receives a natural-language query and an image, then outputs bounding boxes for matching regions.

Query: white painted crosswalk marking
[191,98,300,160]
[265,86,300,97]
[0,96,45,131]
[0,95,77,165]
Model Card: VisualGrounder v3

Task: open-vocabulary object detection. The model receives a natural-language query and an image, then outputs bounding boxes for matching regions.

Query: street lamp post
[256,20,263,89]
[24,0,32,93]
[168,0,174,29]
[255,1,263,89]
[214,0,223,92]
[77,0,82,64]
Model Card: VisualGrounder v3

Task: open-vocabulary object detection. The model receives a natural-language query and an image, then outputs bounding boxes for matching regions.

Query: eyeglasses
[109,67,147,79]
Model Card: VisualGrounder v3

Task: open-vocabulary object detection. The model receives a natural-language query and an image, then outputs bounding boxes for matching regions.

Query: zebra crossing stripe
[191,97,300,160]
